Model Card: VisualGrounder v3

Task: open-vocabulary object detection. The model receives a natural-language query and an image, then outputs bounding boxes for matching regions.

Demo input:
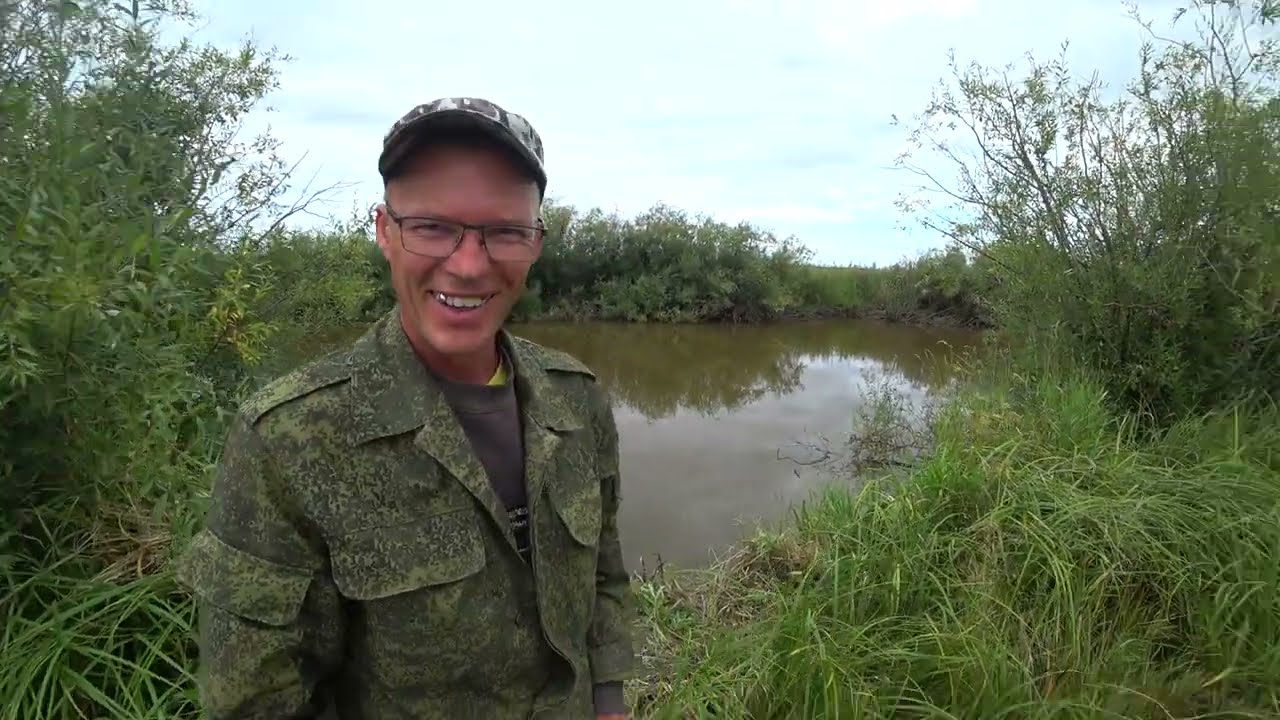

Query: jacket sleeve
[586,386,638,690]
[177,413,345,720]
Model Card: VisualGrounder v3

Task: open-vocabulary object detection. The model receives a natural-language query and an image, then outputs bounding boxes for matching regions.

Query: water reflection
[517,320,979,568]
[515,320,976,420]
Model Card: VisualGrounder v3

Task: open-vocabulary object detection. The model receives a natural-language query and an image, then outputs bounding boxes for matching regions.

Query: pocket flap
[330,509,487,600]
[551,479,603,547]
[177,530,314,626]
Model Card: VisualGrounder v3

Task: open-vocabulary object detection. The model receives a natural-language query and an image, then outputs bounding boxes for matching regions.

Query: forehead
[386,145,540,218]
[395,129,535,177]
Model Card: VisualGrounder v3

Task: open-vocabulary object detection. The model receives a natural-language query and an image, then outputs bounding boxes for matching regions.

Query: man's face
[374,141,541,373]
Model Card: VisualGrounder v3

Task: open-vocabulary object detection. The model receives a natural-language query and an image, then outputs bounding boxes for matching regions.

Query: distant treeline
[267,202,996,330]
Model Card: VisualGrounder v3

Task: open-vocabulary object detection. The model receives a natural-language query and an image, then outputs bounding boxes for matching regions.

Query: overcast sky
[178,0,1186,266]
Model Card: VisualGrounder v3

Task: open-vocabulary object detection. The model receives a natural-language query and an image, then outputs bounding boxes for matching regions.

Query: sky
[174,0,1188,266]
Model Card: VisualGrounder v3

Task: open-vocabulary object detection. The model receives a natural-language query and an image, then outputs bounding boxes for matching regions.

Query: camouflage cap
[378,97,547,196]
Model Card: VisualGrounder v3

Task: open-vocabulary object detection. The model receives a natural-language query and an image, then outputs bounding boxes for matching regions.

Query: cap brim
[377,111,546,194]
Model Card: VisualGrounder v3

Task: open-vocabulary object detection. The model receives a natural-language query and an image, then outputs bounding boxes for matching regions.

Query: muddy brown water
[267,319,981,569]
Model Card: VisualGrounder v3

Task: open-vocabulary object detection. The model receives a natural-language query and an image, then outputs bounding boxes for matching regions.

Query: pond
[267,319,981,569]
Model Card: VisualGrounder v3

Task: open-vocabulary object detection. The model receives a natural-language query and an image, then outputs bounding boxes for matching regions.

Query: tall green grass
[0,569,197,720]
[633,368,1280,718]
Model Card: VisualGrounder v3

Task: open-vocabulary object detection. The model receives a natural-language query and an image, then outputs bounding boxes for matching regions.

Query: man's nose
[442,229,492,276]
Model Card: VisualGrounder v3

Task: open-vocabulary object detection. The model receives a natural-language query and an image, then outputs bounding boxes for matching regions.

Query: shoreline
[619,371,1280,717]
[505,306,994,333]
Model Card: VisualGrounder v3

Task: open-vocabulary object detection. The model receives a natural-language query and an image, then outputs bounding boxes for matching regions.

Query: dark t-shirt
[432,354,531,562]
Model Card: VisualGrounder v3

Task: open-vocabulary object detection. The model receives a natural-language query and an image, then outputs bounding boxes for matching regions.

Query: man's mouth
[432,291,495,310]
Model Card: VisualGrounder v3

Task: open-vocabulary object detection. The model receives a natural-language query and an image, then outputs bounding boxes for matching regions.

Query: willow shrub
[0,1,305,717]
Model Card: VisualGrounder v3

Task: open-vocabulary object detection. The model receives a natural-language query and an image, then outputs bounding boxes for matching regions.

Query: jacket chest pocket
[549,474,603,550]
[546,429,603,550]
[329,508,497,686]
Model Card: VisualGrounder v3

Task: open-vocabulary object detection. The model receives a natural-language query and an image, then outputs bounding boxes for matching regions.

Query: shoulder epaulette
[242,349,354,424]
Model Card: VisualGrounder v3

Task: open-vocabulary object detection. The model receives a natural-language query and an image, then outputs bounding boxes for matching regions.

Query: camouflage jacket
[177,312,636,719]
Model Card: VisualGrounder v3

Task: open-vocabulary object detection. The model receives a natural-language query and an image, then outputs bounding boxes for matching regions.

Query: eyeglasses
[385,206,544,262]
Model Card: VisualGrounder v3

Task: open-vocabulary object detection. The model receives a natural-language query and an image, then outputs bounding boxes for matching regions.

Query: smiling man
[178,97,637,719]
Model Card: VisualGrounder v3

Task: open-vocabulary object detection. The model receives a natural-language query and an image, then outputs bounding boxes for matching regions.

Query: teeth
[435,292,488,309]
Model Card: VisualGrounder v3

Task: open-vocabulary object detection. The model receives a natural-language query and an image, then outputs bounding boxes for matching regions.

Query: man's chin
[416,318,500,361]
[400,292,507,362]
[432,334,494,360]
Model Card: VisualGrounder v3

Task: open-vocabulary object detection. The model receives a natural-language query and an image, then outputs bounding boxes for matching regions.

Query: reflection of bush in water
[514,320,980,420]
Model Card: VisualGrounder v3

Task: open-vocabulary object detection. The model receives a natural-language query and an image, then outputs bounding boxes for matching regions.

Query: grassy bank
[628,362,1280,717]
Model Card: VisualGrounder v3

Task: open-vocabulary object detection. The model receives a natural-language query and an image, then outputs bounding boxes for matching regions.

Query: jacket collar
[345,309,581,550]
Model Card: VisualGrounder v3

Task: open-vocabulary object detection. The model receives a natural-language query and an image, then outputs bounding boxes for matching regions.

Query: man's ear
[373,203,393,262]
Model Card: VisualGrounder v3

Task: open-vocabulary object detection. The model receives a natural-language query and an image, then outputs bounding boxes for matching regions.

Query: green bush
[895,0,1280,425]
[517,203,817,322]
[0,2,304,716]
[793,248,996,327]
[256,220,386,328]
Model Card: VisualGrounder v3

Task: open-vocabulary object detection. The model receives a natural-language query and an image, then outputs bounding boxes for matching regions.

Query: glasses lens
[401,219,462,257]
[484,226,540,261]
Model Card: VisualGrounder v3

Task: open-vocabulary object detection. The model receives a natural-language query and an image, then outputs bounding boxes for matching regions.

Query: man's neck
[399,318,500,386]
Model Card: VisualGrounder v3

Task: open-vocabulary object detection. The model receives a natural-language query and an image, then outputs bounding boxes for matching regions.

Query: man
[177,97,636,719]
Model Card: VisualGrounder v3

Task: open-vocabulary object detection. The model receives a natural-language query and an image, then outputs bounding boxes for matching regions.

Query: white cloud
[176,0,1187,265]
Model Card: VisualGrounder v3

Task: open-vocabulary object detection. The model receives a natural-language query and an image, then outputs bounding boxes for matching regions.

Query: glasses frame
[384,205,545,262]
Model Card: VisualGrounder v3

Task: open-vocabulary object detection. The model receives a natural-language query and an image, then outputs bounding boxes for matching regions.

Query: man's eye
[491,227,533,241]
[410,222,450,233]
